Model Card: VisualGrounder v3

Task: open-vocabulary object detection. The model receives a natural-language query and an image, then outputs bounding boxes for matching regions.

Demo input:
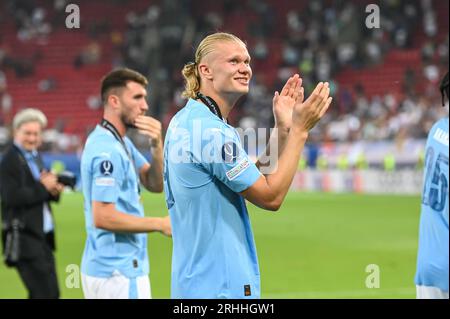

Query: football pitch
[0,191,420,299]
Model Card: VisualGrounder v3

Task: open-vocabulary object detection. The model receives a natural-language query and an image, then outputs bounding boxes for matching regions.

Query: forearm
[265,128,308,202]
[243,79,331,211]
[242,127,308,211]
[93,201,164,233]
[256,126,290,173]
[144,146,163,193]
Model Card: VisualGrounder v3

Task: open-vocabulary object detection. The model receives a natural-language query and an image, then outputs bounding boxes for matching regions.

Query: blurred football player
[415,71,449,299]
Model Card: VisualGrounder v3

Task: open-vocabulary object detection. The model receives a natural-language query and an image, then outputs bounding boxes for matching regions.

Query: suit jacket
[0,144,60,261]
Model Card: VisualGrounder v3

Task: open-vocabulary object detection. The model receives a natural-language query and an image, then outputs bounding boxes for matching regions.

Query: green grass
[0,192,421,299]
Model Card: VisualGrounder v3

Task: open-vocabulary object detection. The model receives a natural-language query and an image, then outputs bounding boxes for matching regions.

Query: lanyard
[100,119,141,194]
[100,119,131,158]
[196,92,226,123]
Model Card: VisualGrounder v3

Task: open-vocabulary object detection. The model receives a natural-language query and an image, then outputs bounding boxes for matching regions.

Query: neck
[198,89,241,120]
[103,111,126,137]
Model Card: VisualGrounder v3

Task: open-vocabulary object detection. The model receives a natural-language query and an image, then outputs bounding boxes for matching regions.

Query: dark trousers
[16,242,59,299]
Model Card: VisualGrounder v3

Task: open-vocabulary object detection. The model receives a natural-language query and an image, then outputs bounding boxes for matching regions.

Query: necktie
[26,152,41,180]
[25,151,54,233]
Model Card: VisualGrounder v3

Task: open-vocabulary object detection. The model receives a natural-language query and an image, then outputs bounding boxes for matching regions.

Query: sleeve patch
[225,158,250,181]
[100,160,114,175]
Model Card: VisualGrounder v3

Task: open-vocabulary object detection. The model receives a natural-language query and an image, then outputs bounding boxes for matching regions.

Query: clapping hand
[272,74,304,131]
[292,82,332,132]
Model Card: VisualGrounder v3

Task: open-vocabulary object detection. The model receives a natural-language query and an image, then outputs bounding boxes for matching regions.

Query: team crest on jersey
[100,160,113,175]
[221,142,238,164]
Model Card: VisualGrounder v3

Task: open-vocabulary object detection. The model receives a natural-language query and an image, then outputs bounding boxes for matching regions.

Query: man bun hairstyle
[181,32,247,99]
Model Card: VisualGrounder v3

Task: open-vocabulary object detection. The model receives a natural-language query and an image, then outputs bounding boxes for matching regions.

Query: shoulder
[204,118,239,140]
[83,128,126,164]
[168,100,235,140]
[123,136,143,157]
[436,117,449,131]
[123,136,136,149]
[427,118,449,147]
[85,126,114,145]
[85,127,122,155]
[176,99,222,125]
[1,144,17,157]
[0,144,20,166]
[430,117,449,132]
[189,99,234,131]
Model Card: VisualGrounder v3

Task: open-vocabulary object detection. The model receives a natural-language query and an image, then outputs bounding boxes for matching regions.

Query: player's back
[415,117,449,292]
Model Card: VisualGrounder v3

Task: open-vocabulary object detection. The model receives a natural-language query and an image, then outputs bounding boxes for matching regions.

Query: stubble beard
[120,112,137,130]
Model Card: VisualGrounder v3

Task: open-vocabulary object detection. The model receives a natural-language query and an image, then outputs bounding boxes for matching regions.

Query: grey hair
[13,108,48,130]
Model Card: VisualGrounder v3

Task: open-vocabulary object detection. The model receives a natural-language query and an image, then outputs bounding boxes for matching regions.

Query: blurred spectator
[0,71,6,92]
[252,38,268,61]
[86,95,102,110]
[0,0,448,154]
[1,92,12,117]
[38,77,56,92]
[73,42,102,68]
[0,71,12,123]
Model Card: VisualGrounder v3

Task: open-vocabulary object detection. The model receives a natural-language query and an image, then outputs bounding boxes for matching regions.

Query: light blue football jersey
[80,125,149,278]
[164,99,262,298]
[415,117,449,292]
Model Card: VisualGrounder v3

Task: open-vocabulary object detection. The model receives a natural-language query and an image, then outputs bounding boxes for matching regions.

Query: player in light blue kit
[164,33,332,298]
[415,71,449,299]
[80,68,171,299]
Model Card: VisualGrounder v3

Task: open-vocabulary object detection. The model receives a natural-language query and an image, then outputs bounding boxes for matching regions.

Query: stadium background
[0,0,448,298]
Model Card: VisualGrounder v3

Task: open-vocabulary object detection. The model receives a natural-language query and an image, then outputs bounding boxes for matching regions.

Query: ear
[107,94,120,110]
[198,63,213,80]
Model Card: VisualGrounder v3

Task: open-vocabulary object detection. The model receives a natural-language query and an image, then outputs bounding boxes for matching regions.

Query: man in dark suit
[0,108,64,299]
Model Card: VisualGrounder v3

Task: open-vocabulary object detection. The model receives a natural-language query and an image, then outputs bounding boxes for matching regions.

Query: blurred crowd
[0,0,448,154]
[113,0,450,145]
